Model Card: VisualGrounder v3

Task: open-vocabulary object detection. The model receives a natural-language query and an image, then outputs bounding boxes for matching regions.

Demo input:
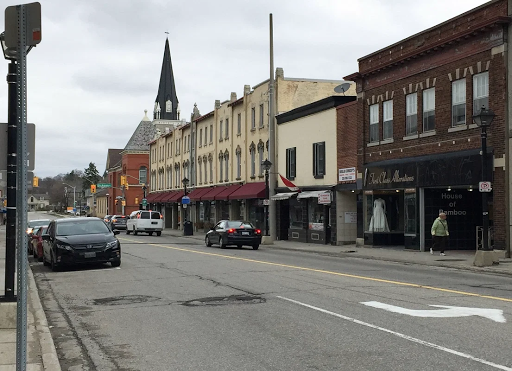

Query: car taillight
[228,228,235,234]
[112,219,117,222]
[256,229,261,235]
[160,214,163,219]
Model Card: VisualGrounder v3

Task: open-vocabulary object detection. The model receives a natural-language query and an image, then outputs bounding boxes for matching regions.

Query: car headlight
[26,228,33,234]
[106,240,118,249]
[56,244,72,251]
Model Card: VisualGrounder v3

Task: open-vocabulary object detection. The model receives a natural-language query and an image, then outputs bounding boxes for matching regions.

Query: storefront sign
[318,192,331,204]
[339,167,356,182]
[344,212,357,224]
[309,223,323,231]
[366,170,415,186]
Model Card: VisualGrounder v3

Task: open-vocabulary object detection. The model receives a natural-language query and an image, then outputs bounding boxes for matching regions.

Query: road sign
[72,208,76,213]
[181,196,190,205]
[0,123,35,171]
[0,170,33,188]
[479,181,492,192]
[97,183,112,188]
[142,198,147,206]
[262,199,269,206]
[5,2,42,47]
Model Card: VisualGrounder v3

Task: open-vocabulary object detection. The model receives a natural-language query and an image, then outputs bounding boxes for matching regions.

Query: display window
[308,198,324,231]
[364,190,405,233]
[289,198,303,230]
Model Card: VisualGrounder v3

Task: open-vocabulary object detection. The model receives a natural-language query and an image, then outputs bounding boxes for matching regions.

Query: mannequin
[369,198,390,232]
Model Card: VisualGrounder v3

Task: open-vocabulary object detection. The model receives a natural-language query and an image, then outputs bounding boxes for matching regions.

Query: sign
[339,167,356,182]
[181,196,190,205]
[5,3,42,47]
[142,198,147,206]
[361,301,506,323]
[479,181,492,192]
[344,212,357,224]
[97,183,112,188]
[318,192,331,204]
[262,199,269,206]
[72,208,76,213]
[0,123,36,171]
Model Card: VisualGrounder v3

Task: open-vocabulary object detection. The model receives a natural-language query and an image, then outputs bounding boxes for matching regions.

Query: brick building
[344,0,511,251]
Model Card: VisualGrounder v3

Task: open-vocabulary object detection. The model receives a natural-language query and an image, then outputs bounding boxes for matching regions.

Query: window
[383,101,393,140]
[139,167,147,184]
[225,118,229,139]
[225,155,229,181]
[258,145,264,176]
[313,142,325,178]
[473,72,489,114]
[199,129,203,147]
[452,79,466,126]
[237,113,241,135]
[406,93,417,135]
[204,126,208,145]
[236,151,241,179]
[251,108,256,129]
[170,142,172,157]
[369,104,379,142]
[259,104,264,128]
[167,168,172,188]
[423,88,435,132]
[209,124,213,143]
[286,147,296,180]
[198,161,202,184]
[219,120,223,139]
[204,161,208,184]
[250,148,256,177]
[209,159,213,182]
[219,157,223,181]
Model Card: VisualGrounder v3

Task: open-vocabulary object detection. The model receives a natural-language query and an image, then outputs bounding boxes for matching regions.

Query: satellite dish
[334,82,352,95]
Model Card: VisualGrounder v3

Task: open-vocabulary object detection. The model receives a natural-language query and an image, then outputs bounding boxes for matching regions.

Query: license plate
[242,231,249,236]
[151,222,158,225]
[84,252,96,258]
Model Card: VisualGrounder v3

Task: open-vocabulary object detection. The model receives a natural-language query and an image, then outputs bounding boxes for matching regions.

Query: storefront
[363,149,492,250]
[229,182,266,230]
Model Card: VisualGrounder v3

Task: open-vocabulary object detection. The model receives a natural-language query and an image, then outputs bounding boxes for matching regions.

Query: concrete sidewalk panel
[0,303,16,329]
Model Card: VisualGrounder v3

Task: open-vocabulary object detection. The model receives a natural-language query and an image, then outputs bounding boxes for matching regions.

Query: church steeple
[154,38,179,120]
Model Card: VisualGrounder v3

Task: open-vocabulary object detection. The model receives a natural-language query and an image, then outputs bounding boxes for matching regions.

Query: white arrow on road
[361,301,506,323]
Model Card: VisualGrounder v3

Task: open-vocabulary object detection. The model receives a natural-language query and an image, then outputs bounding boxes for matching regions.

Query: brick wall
[337,101,358,172]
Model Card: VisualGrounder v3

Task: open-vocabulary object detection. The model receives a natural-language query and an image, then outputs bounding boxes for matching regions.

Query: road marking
[118,237,512,303]
[277,296,512,371]
[361,301,506,323]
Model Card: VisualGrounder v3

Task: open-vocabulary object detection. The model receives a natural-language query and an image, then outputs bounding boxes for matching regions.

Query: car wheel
[111,259,121,268]
[126,229,131,234]
[252,244,259,250]
[220,237,227,249]
[156,231,161,236]
[205,236,212,247]
[50,253,59,272]
[149,232,153,236]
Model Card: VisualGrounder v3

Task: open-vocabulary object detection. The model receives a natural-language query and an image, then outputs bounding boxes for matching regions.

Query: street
[28,214,512,370]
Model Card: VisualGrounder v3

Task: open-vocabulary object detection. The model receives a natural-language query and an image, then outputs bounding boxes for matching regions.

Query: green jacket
[431,217,449,236]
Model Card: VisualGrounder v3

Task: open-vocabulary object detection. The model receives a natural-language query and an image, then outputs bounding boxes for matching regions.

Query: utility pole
[268,13,276,241]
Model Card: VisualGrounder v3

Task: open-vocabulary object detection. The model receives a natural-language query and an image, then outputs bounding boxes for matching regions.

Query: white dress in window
[369,198,390,232]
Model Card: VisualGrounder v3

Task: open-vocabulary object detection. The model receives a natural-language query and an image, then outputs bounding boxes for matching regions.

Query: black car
[42,217,121,271]
[205,220,261,250]
[109,215,127,230]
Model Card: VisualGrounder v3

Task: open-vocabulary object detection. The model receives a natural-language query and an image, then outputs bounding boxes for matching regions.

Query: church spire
[154,38,179,120]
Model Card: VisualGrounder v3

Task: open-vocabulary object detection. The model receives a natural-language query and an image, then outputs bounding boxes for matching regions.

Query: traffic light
[90,184,96,194]
[120,175,126,186]
[125,182,129,190]
[135,197,139,205]
[115,199,118,205]
[121,200,126,206]
[32,176,39,187]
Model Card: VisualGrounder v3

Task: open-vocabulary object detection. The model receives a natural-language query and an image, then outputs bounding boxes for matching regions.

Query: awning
[187,187,212,201]
[161,191,177,203]
[153,192,167,203]
[228,182,266,200]
[201,187,226,201]
[215,184,242,200]
[168,190,185,203]
[271,192,297,201]
[146,193,157,203]
[297,190,329,199]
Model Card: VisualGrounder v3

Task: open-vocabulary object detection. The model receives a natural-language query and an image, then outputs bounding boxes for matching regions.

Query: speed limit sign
[479,181,492,192]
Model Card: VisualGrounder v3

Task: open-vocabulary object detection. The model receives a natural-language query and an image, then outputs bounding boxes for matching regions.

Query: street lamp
[473,106,495,264]
[62,183,76,215]
[106,193,109,215]
[182,177,189,222]
[262,159,272,236]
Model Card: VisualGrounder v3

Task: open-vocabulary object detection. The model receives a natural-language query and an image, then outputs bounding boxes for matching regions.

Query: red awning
[153,192,166,202]
[146,193,157,203]
[201,187,226,201]
[215,184,242,200]
[168,190,185,202]
[228,182,266,199]
[159,191,175,202]
[187,187,212,201]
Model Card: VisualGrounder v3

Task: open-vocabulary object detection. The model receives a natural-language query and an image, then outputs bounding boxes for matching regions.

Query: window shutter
[286,149,290,178]
[320,142,325,175]
[291,147,296,179]
[313,143,317,176]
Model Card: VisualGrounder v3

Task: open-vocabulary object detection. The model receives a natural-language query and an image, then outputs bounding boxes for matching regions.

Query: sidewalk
[164,229,512,277]
[0,224,61,371]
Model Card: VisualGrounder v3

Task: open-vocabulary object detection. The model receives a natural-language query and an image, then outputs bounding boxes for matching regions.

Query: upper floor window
[369,104,379,143]
[224,154,229,182]
[423,88,435,132]
[250,147,256,178]
[219,120,223,140]
[237,113,242,135]
[209,124,213,143]
[473,72,489,114]
[258,144,264,176]
[199,129,203,147]
[204,127,208,145]
[236,150,241,179]
[219,156,224,182]
[286,147,296,180]
[225,118,229,139]
[452,79,466,126]
[405,93,417,136]
[139,166,147,185]
[383,100,393,140]
[251,108,256,130]
[313,141,325,178]
[259,104,264,128]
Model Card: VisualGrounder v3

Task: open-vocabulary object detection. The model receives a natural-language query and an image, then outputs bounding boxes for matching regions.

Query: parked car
[205,220,261,250]
[126,210,163,236]
[31,225,48,262]
[42,217,121,271]
[109,215,127,230]
[103,215,112,224]
[27,219,51,253]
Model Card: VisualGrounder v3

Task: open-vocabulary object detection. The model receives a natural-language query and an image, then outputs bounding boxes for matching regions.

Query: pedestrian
[431,212,449,256]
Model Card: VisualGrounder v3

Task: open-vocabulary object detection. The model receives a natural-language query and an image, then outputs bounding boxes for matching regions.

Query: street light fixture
[262,159,272,236]
[473,106,495,265]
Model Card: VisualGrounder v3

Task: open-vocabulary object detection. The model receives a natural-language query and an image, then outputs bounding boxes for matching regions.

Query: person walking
[431,212,449,256]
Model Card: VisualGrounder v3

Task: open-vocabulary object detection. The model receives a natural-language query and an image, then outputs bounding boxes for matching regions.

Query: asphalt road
[29,213,512,371]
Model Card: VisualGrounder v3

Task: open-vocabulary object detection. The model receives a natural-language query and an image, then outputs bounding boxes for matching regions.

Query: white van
[126,210,163,236]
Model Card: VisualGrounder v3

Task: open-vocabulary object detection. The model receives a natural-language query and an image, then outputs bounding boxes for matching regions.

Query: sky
[0,0,490,178]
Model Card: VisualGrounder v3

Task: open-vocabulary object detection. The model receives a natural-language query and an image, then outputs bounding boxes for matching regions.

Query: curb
[28,267,61,371]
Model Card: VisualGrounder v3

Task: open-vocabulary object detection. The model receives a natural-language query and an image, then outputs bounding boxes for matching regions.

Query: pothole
[181,294,265,307]
[92,295,160,306]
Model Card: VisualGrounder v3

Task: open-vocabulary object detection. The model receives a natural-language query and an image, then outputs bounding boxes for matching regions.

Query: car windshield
[226,221,254,228]
[56,220,111,236]
[28,220,49,228]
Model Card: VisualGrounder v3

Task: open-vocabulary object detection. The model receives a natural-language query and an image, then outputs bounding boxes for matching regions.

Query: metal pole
[4,60,17,301]
[265,169,269,236]
[481,125,490,251]
[268,13,276,241]
[121,185,125,215]
[184,182,187,222]
[16,5,29,370]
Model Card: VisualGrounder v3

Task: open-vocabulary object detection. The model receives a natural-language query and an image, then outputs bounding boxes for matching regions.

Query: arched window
[139,166,147,185]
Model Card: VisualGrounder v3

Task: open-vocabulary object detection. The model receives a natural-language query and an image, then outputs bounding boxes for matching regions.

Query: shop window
[313,142,325,178]
[308,198,324,231]
[369,104,379,143]
[289,199,303,230]
[406,93,417,135]
[286,147,296,180]
[452,79,466,126]
[473,72,489,114]
[423,88,435,132]
[365,191,404,233]
[383,100,393,140]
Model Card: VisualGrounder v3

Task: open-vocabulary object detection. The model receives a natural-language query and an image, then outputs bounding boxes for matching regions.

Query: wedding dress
[368,198,390,232]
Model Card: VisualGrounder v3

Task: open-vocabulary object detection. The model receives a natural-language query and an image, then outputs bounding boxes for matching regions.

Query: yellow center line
[119,237,512,303]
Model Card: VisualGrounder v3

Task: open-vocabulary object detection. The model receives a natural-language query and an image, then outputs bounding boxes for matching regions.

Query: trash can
[183,221,193,236]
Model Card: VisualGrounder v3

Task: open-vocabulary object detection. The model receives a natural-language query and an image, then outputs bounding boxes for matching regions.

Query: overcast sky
[0,0,489,178]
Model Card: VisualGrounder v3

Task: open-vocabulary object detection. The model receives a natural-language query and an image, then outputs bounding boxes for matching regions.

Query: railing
[476,226,494,250]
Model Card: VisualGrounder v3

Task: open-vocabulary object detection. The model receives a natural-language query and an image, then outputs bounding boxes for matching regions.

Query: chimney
[215,100,221,109]
[244,85,251,95]
[276,67,284,79]
[230,92,237,102]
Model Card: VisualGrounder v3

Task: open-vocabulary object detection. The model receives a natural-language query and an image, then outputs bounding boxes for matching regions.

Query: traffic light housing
[125,182,129,190]
[135,197,139,205]
[120,175,126,186]
[90,184,96,194]
[32,176,39,187]
[115,199,118,205]
[121,200,126,206]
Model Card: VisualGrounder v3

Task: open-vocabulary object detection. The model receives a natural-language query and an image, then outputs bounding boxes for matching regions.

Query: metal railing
[476,226,494,250]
